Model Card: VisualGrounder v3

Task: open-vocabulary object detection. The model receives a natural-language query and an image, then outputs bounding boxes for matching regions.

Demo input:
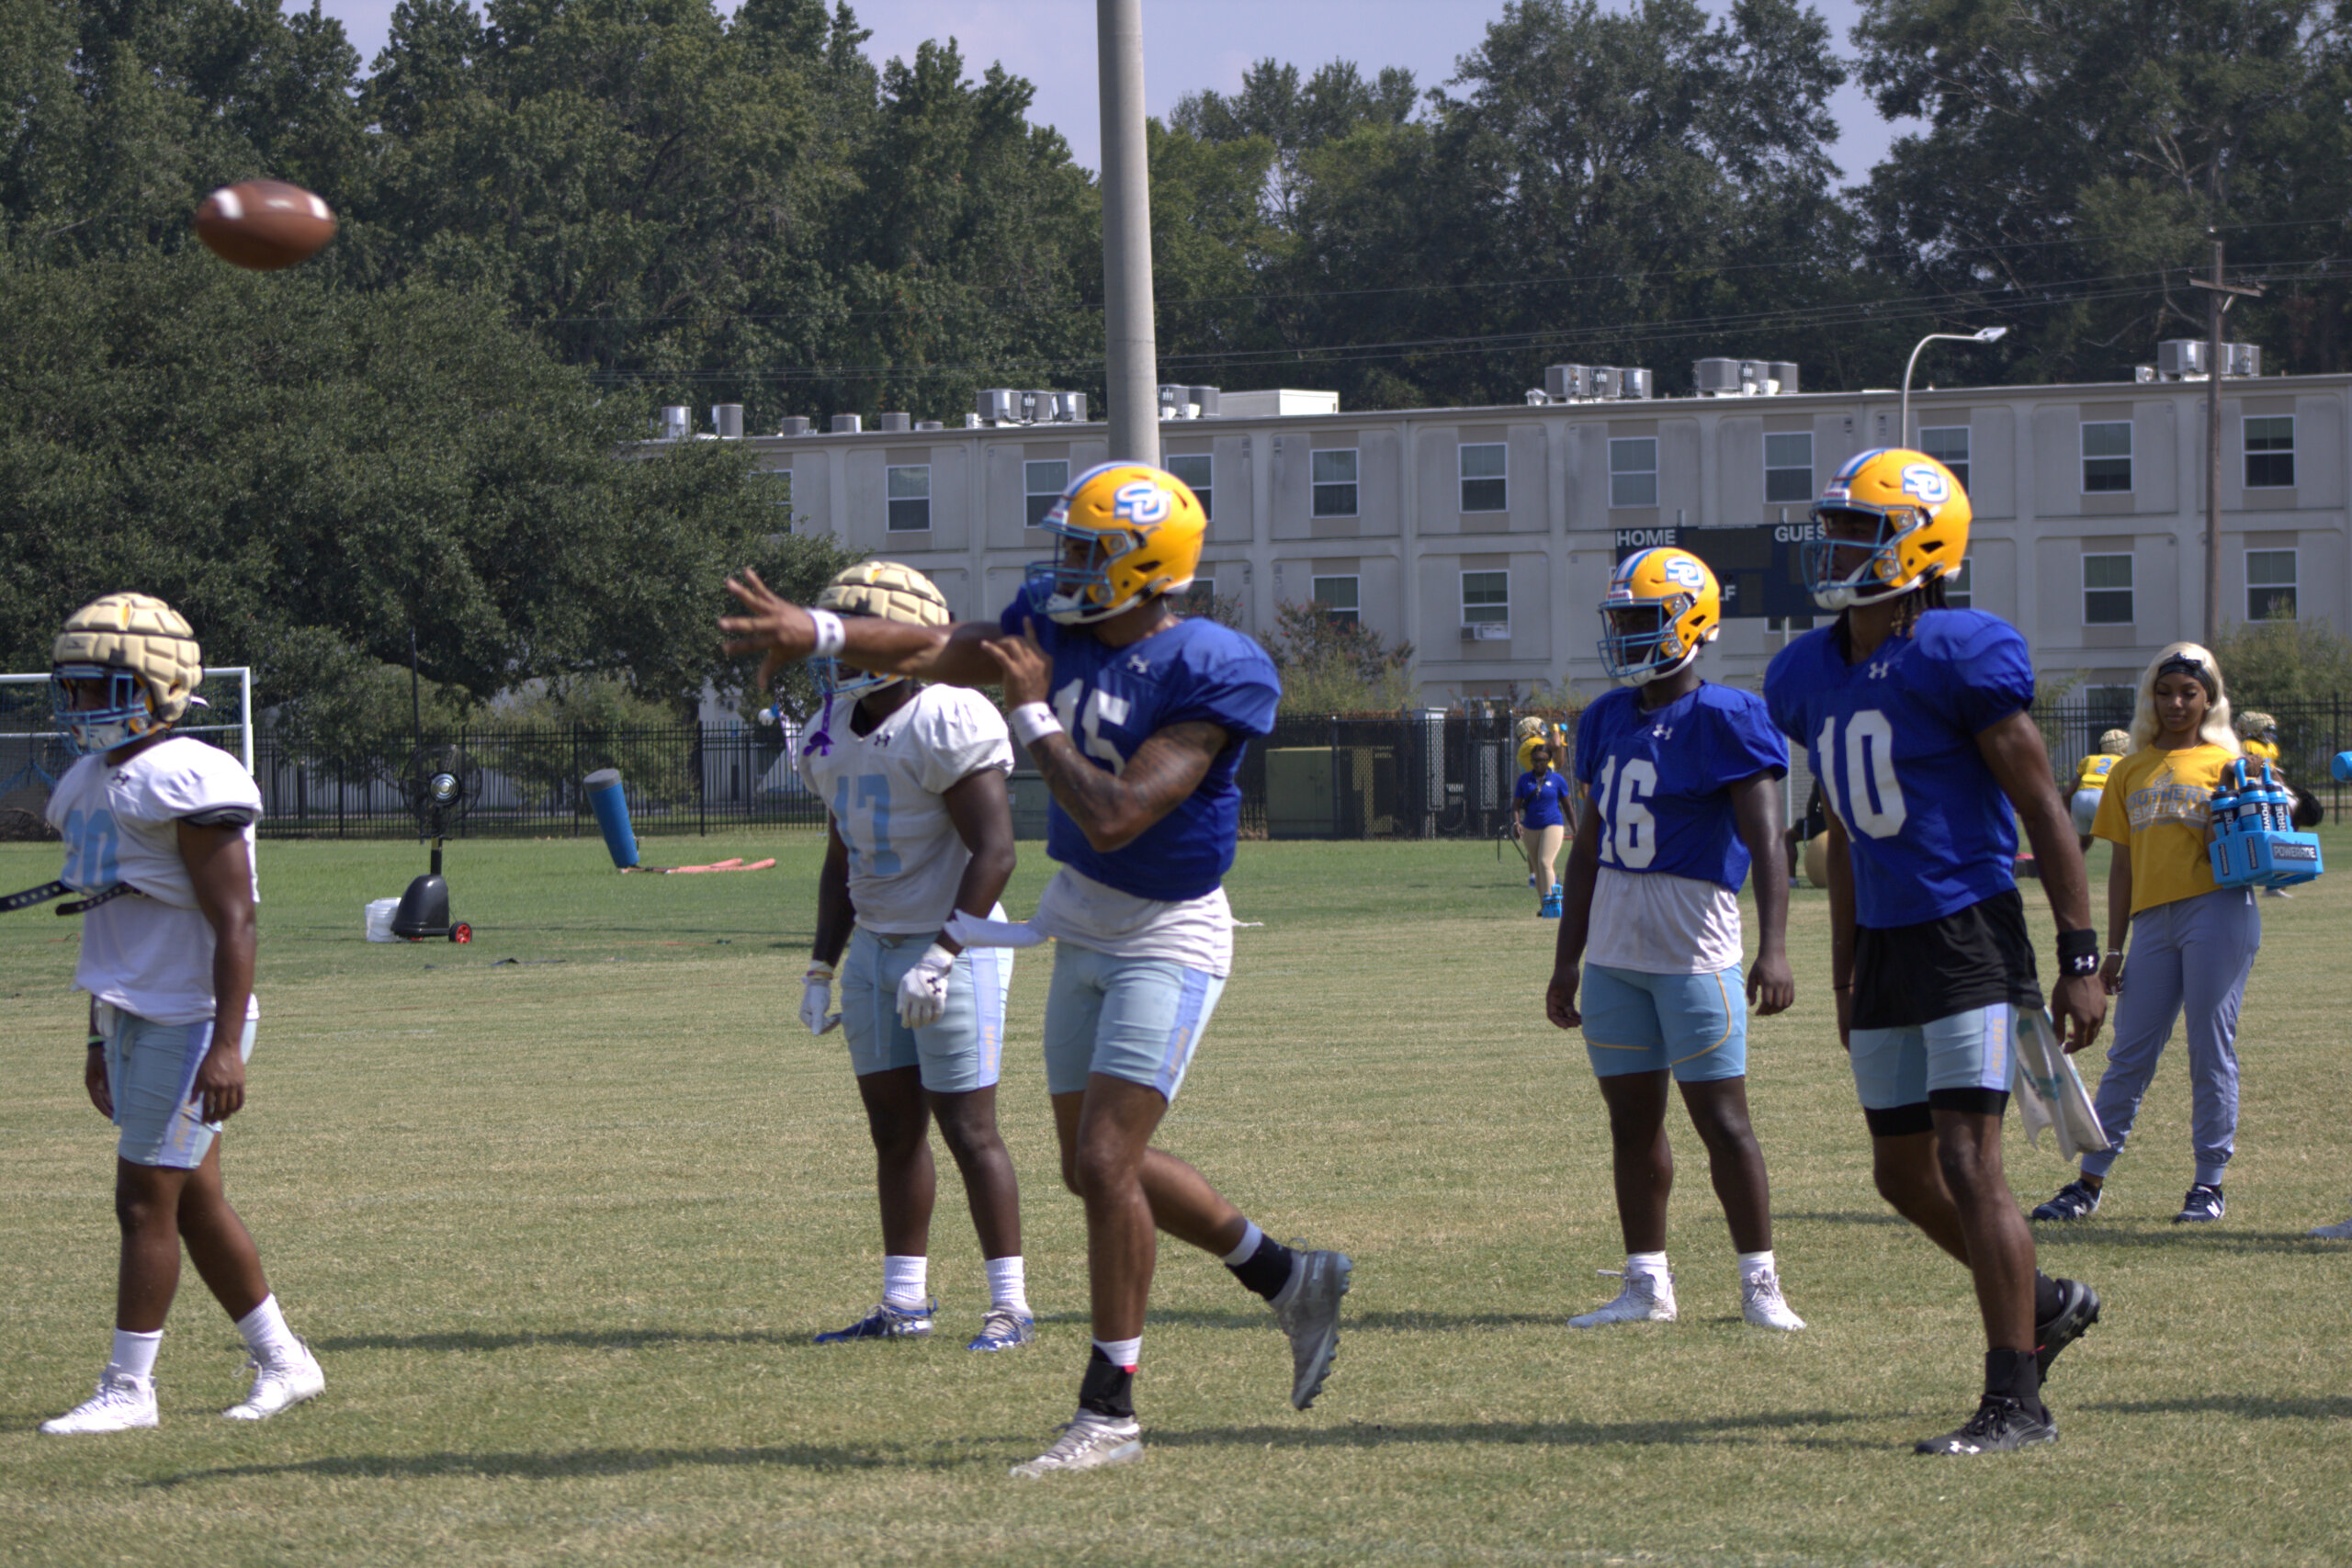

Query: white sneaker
[2310,1214,2352,1239]
[40,1368,158,1434]
[223,1341,324,1421]
[1740,1269,1807,1331]
[1009,1410,1144,1478]
[1569,1269,1676,1327]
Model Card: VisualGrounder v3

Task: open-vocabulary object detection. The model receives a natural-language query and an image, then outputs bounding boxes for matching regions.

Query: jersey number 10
[1816,710,1909,839]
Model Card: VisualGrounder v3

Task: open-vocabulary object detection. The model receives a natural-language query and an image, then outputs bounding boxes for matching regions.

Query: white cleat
[1740,1269,1807,1331]
[40,1368,158,1435]
[1009,1410,1144,1478]
[223,1341,324,1421]
[2310,1214,2352,1239]
[1569,1269,1676,1328]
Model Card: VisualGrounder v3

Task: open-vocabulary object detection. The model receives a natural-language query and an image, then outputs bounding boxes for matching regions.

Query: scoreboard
[1611,523,1824,620]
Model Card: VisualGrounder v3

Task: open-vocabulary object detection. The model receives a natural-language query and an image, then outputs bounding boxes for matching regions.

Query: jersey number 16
[1591,758,1657,869]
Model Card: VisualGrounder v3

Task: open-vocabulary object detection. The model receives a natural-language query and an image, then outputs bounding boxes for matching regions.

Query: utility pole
[1097,0,1159,466]
[2191,235,2263,649]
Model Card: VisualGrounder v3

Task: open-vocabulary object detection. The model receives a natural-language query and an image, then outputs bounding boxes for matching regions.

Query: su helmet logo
[1112,480,1172,525]
[1899,464,1951,504]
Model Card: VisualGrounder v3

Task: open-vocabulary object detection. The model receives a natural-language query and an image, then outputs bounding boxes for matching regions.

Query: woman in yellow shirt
[2068,727,2132,852]
[2032,644,2260,1225]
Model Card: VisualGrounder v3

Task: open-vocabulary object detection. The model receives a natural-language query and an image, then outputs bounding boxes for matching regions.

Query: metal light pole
[1899,326,2008,449]
[2191,236,2263,649]
[1098,0,1159,466]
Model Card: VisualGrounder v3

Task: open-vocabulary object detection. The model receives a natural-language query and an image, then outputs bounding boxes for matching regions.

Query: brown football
[192,180,337,271]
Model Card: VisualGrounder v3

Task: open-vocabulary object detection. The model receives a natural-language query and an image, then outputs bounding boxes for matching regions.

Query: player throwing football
[792,563,1034,1352]
[1764,450,2107,1456]
[724,462,1349,1479]
[37,594,323,1434]
[1547,548,1804,1333]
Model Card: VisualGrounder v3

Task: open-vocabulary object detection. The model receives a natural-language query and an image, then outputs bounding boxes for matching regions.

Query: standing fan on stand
[393,743,478,942]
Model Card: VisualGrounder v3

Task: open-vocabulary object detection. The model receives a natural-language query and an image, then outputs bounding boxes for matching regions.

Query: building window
[1460,443,1507,513]
[1609,438,1657,508]
[2082,422,2132,492]
[2082,684,2135,727]
[1180,573,1216,616]
[1764,431,1815,505]
[2245,416,2295,489]
[1311,449,1358,517]
[1462,570,1510,627]
[887,464,931,531]
[1944,558,1973,609]
[1311,574,1359,625]
[2084,553,2133,624]
[1023,459,1069,527]
[2246,548,2298,621]
[1918,425,1970,491]
[1166,453,1213,521]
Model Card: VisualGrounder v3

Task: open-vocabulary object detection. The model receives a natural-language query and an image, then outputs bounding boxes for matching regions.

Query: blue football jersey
[1762,608,2036,928]
[1573,683,1788,891]
[999,587,1281,901]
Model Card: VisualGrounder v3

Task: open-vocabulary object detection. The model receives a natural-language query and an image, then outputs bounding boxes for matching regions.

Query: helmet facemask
[1027,518,1152,625]
[1600,598,1702,685]
[52,663,169,755]
[1804,502,1938,611]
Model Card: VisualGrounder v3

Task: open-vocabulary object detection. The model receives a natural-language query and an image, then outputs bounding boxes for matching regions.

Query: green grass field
[3,829,2347,1566]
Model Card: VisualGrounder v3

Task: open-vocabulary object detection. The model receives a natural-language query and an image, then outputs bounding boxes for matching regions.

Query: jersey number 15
[1816,710,1909,839]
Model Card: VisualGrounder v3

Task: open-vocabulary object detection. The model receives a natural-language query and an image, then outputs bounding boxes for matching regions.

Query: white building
[704,360,2341,711]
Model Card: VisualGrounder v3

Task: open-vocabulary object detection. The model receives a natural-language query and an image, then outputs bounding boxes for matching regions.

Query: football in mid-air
[192,180,336,271]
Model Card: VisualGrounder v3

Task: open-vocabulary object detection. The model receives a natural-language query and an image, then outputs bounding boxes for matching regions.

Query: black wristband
[2055,928,2100,978]
[85,1034,105,1051]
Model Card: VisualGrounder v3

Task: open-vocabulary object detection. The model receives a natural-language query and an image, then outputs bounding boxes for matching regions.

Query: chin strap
[2,881,138,916]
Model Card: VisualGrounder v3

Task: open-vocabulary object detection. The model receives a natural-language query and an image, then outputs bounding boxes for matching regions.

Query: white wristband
[1009,702,1062,747]
[808,608,845,659]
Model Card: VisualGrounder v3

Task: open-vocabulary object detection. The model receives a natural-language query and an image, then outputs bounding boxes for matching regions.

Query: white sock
[1737,1249,1776,1284]
[882,1256,928,1312]
[110,1327,163,1382]
[1626,1251,1670,1282]
[1092,1336,1142,1371]
[232,1295,302,1366]
[984,1256,1030,1316]
[1219,1220,1264,1268]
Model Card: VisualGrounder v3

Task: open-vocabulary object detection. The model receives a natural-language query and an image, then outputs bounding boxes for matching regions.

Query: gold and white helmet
[51,592,204,754]
[811,561,949,698]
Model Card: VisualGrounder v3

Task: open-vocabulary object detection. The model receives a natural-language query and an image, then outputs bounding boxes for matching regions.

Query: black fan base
[390,873,471,942]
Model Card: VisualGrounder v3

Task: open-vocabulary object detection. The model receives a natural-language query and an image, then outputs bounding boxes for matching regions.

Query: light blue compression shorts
[1041,944,1225,1102]
[102,1007,258,1169]
[1579,962,1748,1083]
[1849,1001,2014,1112]
[838,926,1012,1094]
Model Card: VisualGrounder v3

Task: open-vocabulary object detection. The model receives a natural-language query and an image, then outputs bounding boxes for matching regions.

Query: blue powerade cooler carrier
[2209,757,2324,890]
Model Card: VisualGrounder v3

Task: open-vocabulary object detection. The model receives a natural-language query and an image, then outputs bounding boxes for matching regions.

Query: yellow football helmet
[1028,461,1205,625]
[1804,447,1972,611]
[1599,547,1721,684]
[51,592,204,755]
[810,560,949,698]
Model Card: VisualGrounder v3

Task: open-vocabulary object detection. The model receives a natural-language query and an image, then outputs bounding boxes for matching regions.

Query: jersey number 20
[1591,758,1657,869]
[1816,710,1908,839]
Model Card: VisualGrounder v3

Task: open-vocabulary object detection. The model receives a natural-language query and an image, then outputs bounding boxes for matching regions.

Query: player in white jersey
[33,594,322,1435]
[791,564,1034,1351]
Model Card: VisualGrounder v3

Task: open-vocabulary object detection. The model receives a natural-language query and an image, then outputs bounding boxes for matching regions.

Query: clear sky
[311,0,1915,186]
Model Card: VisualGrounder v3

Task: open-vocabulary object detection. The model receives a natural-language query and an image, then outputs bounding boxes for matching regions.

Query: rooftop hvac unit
[976,389,1019,423]
[1545,364,1591,401]
[2226,343,2261,378]
[2134,367,2157,384]
[917,420,944,431]
[1053,391,1088,423]
[2157,340,2206,378]
[1026,389,1057,423]
[876,411,911,433]
[1189,386,1220,418]
[709,403,743,439]
[1694,358,1742,396]
[1525,389,1551,406]
[1158,383,1192,418]
[654,405,691,440]
[830,413,862,434]
[1617,367,1654,399]
[1589,367,1620,399]
[1770,362,1799,395]
[777,415,812,436]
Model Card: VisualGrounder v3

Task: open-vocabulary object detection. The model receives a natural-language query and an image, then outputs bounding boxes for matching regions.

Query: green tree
[1266,600,1418,714]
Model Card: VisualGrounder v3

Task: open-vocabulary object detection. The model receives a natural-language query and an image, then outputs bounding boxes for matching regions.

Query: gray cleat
[1272,1246,1351,1410]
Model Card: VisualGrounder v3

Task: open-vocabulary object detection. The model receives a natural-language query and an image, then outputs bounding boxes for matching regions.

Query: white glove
[895,942,957,1029]
[801,962,841,1036]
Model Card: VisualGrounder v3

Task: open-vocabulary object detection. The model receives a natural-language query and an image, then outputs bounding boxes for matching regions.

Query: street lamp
[1901,326,2008,448]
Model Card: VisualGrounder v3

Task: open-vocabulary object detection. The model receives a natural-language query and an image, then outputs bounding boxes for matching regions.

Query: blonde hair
[2126,641,2240,755]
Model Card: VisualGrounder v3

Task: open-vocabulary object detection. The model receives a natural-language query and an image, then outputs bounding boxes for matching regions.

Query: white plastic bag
[2012,1006,2110,1162]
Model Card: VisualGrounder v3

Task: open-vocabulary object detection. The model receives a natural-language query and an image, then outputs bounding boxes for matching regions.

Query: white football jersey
[798,685,1014,934]
[45,735,263,1026]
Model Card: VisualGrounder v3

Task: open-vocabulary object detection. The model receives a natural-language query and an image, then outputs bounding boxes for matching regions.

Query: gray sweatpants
[2081,886,2261,1187]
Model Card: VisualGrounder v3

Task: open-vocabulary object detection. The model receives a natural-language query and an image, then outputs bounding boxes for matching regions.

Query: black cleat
[2031,1179,2101,1222]
[1914,1393,2058,1455]
[2034,1278,2100,1383]
[2174,1184,2225,1224]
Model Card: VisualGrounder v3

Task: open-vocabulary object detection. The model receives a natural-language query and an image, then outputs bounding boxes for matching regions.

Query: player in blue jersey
[1763,448,2108,1456]
[1546,548,1804,1333]
[723,462,1350,1480]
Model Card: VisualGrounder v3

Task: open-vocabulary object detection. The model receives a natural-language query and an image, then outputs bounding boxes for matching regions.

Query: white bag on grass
[2012,1006,2110,1162]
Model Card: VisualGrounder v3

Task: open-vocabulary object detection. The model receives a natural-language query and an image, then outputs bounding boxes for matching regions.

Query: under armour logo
[1869,661,1892,679]
[1126,653,1152,673]
[1652,725,1673,740]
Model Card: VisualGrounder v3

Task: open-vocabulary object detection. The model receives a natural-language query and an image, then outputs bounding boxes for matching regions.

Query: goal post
[0,668,255,833]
